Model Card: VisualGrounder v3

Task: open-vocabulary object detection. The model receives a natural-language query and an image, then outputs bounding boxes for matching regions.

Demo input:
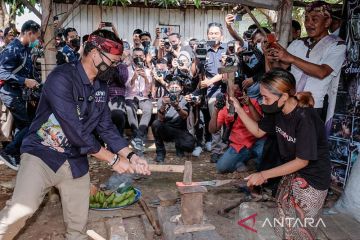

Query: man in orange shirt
[209,88,265,173]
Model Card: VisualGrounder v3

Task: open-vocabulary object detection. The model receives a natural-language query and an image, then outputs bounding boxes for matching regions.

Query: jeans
[208,96,225,155]
[216,138,266,173]
[108,96,126,136]
[126,98,152,140]
[151,119,195,156]
[246,82,262,104]
[0,93,31,156]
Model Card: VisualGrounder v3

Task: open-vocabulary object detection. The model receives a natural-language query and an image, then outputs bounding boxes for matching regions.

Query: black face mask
[97,66,118,84]
[93,55,112,82]
[261,98,284,114]
[142,41,151,48]
[70,38,80,51]
[172,44,178,50]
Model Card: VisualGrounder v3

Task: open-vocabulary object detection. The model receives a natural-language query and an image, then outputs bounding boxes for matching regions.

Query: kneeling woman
[231,69,330,240]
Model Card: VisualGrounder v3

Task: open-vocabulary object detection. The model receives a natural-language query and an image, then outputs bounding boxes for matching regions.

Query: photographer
[56,27,81,65]
[0,27,16,51]
[132,29,143,50]
[0,20,41,170]
[200,22,227,163]
[139,31,157,68]
[152,58,171,98]
[152,79,195,163]
[125,48,153,152]
[209,85,265,173]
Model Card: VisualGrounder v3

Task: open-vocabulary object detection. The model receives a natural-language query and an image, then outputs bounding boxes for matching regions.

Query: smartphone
[267,33,278,48]
[102,22,112,27]
[235,14,242,22]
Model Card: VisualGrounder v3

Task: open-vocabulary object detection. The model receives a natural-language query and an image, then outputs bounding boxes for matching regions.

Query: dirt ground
[0,150,340,240]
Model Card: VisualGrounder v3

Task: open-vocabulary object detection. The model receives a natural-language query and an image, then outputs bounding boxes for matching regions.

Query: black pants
[108,96,126,136]
[0,93,31,156]
[151,119,195,156]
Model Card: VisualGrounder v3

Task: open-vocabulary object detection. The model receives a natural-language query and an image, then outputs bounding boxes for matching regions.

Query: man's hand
[162,96,171,105]
[136,68,146,78]
[200,78,212,89]
[155,27,161,39]
[225,14,235,25]
[242,78,254,89]
[130,155,151,175]
[159,39,165,50]
[172,58,178,68]
[25,79,39,89]
[112,157,134,174]
[271,43,294,64]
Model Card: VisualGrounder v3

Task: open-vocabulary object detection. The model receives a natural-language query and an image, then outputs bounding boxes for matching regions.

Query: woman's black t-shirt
[258,107,331,190]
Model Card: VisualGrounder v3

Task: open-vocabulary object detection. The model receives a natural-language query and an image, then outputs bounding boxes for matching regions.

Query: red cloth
[88,35,123,55]
[217,99,262,153]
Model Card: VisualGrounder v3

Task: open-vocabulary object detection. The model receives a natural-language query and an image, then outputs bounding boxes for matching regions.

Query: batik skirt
[274,174,328,240]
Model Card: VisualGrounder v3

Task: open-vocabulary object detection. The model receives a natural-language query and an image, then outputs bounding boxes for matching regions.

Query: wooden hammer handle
[148,164,184,173]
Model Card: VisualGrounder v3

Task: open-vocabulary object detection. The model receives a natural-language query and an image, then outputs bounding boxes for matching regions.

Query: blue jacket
[21,62,128,178]
[57,44,80,65]
[0,38,39,96]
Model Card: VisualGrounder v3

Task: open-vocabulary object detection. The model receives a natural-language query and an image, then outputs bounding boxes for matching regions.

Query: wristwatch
[126,151,136,163]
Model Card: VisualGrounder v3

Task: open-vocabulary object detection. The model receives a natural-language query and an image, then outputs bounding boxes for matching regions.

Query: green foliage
[97,0,132,7]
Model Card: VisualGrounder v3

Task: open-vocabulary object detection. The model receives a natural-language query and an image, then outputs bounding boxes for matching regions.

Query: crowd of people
[0,0,347,239]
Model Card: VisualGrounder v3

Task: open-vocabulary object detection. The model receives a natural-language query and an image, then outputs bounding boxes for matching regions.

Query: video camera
[195,40,216,61]
[133,57,145,68]
[224,41,238,67]
[22,84,42,102]
[163,38,171,50]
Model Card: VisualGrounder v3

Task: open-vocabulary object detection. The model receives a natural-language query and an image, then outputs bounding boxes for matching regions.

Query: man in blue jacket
[0,20,41,170]
[0,29,150,240]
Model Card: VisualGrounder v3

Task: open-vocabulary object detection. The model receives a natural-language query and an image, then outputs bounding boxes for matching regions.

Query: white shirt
[287,35,346,108]
[125,65,152,101]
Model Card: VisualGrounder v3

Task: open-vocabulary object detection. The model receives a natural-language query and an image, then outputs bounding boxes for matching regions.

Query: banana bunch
[89,187,136,209]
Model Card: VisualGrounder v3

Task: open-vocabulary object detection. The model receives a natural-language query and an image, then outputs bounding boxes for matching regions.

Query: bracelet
[126,151,136,163]
[108,154,120,167]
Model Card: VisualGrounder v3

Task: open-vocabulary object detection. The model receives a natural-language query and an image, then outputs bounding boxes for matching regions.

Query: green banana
[95,192,100,203]
[99,192,105,204]
[89,203,101,208]
[105,193,116,204]
[89,195,95,203]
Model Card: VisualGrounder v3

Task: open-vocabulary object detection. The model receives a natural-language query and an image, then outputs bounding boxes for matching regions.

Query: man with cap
[266,1,346,121]
[330,9,343,37]
[0,29,150,240]
[56,27,81,65]
[0,27,16,51]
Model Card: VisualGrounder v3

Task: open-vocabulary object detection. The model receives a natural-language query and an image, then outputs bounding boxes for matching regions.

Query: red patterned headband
[306,1,332,17]
[88,34,123,55]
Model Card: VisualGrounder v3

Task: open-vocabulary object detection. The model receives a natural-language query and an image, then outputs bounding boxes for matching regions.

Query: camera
[215,93,226,109]
[102,22,112,27]
[22,85,42,102]
[189,94,201,103]
[156,70,163,78]
[177,59,184,67]
[134,57,145,68]
[169,93,178,103]
[243,29,254,41]
[163,38,171,49]
[224,41,238,67]
[195,40,216,61]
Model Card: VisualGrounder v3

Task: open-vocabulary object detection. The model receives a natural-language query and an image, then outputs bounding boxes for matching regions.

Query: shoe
[210,153,221,163]
[192,146,203,157]
[131,138,144,152]
[236,165,249,173]
[0,150,19,171]
[205,142,212,152]
[155,154,165,163]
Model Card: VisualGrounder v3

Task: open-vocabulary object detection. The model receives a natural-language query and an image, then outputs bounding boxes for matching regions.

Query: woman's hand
[244,172,267,187]
[229,97,242,112]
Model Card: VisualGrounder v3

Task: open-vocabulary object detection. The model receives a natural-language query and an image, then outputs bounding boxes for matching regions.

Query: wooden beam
[208,0,280,10]
[19,0,42,19]
[57,0,82,29]
[276,0,293,47]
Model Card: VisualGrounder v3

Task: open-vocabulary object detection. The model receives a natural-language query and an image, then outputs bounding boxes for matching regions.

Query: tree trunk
[0,0,9,29]
[41,0,56,80]
[275,0,293,48]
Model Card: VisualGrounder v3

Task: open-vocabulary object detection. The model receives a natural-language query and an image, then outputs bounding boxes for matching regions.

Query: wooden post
[276,0,293,48]
[41,0,56,80]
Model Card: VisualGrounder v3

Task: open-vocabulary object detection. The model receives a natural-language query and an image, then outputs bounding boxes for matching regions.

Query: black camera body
[215,93,226,109]
[190,94,201,103]
[195,40,216,61]
[177,59,184,67]
[169,93,178,103]
[163,38,171,49]
[156,70,163,78]
[22,85,42,102]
